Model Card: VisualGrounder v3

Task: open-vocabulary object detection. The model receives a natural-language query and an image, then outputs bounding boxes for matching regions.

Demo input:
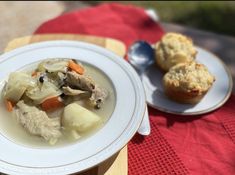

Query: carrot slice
[31,71,38,77]
[5,100,14,112]
[68,60,84,75]
[41,96,64,112]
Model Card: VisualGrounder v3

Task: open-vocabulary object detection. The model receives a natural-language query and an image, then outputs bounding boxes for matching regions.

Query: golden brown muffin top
[155,33,197,71]
[163,62,215,93]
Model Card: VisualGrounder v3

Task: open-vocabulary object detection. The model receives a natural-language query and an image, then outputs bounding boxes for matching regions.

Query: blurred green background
[86,1,235,37]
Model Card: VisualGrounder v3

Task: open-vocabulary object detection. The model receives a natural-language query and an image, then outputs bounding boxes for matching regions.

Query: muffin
[163,62,215,104]
[155,33,197,72]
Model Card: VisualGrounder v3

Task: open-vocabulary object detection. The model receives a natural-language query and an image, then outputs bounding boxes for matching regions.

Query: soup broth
[0,61,115,148]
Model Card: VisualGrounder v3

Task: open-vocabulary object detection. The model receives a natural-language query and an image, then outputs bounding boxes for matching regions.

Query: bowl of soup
[0,41,146,175]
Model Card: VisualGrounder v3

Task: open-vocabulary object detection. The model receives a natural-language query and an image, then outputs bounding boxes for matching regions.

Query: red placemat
[35,3,164,50]
[35,3,235,175]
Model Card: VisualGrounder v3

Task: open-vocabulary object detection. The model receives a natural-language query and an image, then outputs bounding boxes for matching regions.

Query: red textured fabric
[35,3,235,175]
[150,96,235,175]
[35,3,164,50]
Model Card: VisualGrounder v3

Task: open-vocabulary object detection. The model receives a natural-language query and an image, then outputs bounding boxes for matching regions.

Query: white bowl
[0,41,146,175]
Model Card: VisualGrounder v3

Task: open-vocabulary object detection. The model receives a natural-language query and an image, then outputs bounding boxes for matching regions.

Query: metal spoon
[128,41,155,135]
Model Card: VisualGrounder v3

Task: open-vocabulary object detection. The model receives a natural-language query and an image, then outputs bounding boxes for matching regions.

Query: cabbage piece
[46,72,66,88]
[26,81,62,104]
[37,61,46,72]
[62,103,100,132]
[38,59,68,73]
[4,72,36,102]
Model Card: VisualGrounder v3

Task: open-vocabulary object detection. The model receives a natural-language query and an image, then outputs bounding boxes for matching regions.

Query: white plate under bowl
[142,47,233,115]
[0,41,146,175]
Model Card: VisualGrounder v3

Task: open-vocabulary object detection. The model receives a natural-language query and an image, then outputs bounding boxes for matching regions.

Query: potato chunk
[63,103,100,132]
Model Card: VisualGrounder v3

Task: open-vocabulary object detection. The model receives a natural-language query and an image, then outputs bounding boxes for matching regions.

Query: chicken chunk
[66,71,95,91]
[66,71,108,108]
[90,86,108,109]
[14,101,61,144]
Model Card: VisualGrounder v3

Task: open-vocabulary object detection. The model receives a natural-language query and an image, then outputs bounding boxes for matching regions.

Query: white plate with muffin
[142,33,233,115]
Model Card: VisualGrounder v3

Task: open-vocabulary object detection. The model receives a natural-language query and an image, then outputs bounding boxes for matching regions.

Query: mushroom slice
[62,86,89,96]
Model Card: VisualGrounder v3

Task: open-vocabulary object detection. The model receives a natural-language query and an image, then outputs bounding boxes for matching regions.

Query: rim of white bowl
[0,41,146,175]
